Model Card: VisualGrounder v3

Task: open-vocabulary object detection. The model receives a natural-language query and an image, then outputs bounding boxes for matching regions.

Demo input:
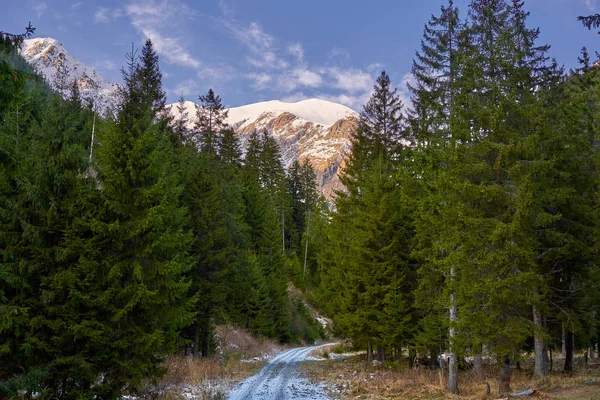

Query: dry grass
[145,325,283,399]
[214,324,283,361]
[302,353,600,399]
[151,355,264,399]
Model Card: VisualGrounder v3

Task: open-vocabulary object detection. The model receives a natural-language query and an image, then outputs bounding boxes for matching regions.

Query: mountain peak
[227,98,357,127]
[20,37,121,115]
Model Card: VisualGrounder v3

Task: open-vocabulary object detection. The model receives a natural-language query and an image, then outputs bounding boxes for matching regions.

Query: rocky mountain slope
[19,37,357,200]
[170,99,357,200]
[20,37,121,115]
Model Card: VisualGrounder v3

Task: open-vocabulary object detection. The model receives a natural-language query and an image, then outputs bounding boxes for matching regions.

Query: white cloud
[585,0,597,11]
[398,72,415,110]
[248,73,273,90]
[71,2,84,9]
[216,1,382,110]
[198,65,237,82]
[367,63,384,72]
[34,2,48,18]
[224,20,290,70]
[169,78,200,98]
[325,67,373,93]
[94,59,117,72]
[328,47,350,61]
[94,6,122,23]
[294,68,322,87]
[288,43,304,62]
[281,92,310,103]
[125,0,201,69]
[319,92,372,111]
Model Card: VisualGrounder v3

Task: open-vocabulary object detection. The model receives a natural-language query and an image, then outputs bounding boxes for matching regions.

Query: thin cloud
[94,59,117,72]
[217,0,379,110]
[585,0,597,11]
[34,2,48,18]
[328,47,350,61]
[325,67,373,93]
[288,43,304,62]
[198,65,237,82]
[281,92,310,103]
[94,7,123,23]
[125,0,201,69]
[367,63,384,72]
[169,78,200,98]
[248,72,273,90]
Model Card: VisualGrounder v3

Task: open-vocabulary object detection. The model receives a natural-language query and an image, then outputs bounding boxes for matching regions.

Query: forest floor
[302,345,600,399]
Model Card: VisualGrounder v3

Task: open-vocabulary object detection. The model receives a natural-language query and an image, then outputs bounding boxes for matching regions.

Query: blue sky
[2,0,599,109]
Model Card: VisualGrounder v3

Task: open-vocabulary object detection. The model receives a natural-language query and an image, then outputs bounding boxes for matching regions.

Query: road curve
[228,345,332,400]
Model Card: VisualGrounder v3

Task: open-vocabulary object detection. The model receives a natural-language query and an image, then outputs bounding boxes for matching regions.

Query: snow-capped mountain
[169,99,358,200]
[20,38,120,115]
[18,36,357,200]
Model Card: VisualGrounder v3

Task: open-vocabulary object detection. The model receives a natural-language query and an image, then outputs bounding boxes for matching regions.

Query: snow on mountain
[169,99,358,200]
[17,36,357,201]
[20,37,121,115]
[227,99,357,127]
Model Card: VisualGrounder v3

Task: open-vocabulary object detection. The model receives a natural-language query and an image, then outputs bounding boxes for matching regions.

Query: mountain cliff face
[19,37,357,200]
[169,100,357,201]
[20,38,121,115]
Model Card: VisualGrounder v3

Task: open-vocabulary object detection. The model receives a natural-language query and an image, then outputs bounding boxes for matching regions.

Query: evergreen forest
[2,0,600,398]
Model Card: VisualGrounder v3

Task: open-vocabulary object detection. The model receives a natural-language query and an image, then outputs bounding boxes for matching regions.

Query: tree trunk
[303,211,310,281]
[193,322,200,358]
[533,305,548,379]
[562,326,567,357]
[498,356,511,394]
[473,351,483,375]
[367,341,374,363]
[408,347,416,369]
[376,345,386,364]
[589,345,595,360]
[202,314,211,357]
[549,347,553,371]
[448,267,459,394]
[431,348,441,369]
[564,330,574,375]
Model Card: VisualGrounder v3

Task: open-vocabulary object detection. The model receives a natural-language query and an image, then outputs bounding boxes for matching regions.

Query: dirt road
[228,345,331,400]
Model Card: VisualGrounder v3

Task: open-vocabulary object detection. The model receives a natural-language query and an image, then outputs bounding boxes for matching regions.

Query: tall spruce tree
[322,71,415,363]
[407,1,464,390]
[194,89,228,154]
[90,42,194,394]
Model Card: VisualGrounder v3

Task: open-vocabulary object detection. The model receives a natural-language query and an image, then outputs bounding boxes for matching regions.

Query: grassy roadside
[302,346,600,399]
[138,325,285,399]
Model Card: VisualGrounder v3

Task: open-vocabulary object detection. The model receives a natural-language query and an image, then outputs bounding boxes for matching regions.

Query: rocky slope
[20,37,121,115]
[170,100,357,201]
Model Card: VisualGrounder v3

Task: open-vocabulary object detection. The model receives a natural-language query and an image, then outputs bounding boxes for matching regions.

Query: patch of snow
[20,37,120,115]
[227,99,357,127]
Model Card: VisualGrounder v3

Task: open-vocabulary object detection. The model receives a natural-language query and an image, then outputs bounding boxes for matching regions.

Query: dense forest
[0,24,324,399]
[2,0,600,398]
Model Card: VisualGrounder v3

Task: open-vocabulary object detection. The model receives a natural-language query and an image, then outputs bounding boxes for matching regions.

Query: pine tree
[342,71,405,190]
[194,89,229,153]
[219,127,243,167]
[89,44,195,394]
[173,94,190,144]
[0,65,98,396]
[136,39,168,118]
[407,2,463,389]
[322,71,415,363]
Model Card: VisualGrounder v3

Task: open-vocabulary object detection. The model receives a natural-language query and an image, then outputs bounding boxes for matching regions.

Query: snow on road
[228,345,332,400]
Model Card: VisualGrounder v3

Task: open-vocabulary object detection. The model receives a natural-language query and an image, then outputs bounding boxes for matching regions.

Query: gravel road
[227,345,332,400]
